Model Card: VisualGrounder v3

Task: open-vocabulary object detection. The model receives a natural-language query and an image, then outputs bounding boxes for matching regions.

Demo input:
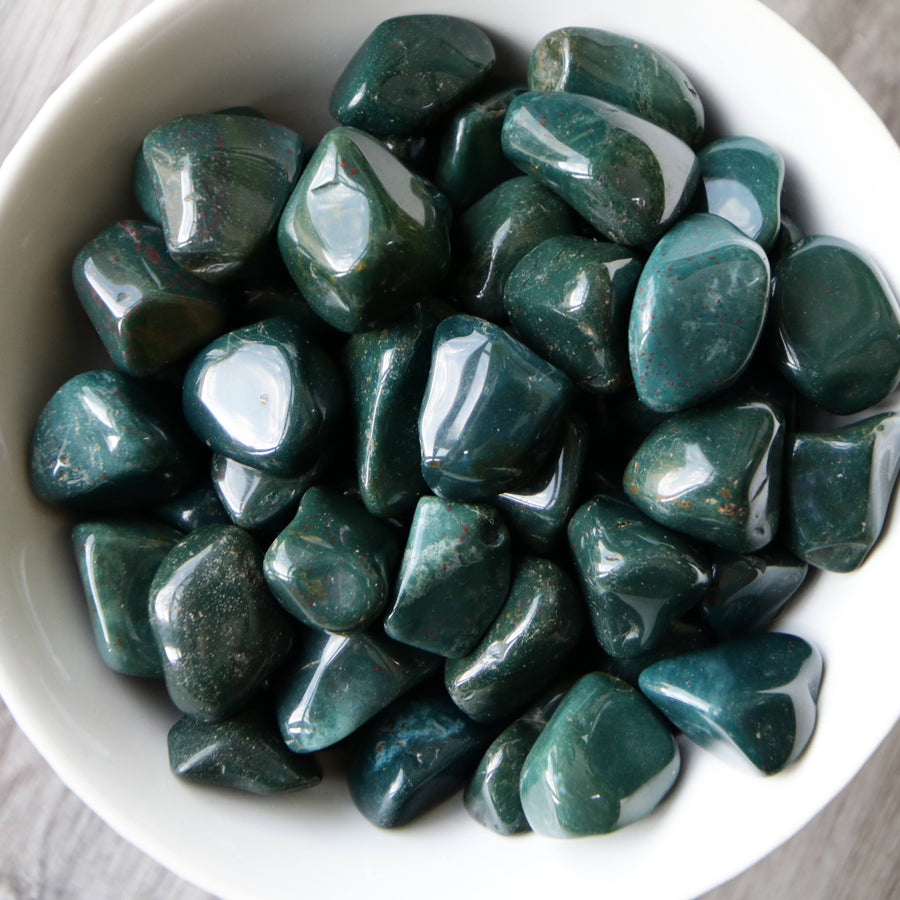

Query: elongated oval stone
[568,494,710,659]
[787,413,900,572]
[771,235,900,414]
[520,672,680,836]
[623,396,785,552]
[628,214,770,412]
[527,27,704,146]
[639,633,823,775]
[278,127,452,332]
[154,485,232,533]
[329,15,495,136]
[149,525,294,721]
[502,91,699,248]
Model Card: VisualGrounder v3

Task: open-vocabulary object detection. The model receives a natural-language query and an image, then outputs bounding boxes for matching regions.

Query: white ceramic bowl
[1,1,899,898]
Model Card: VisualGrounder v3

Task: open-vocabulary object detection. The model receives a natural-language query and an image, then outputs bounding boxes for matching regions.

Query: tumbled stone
[154,484,232,533]
[329,15,495,135]
[639,632,822,774]
[787,413,900,572]
[520,672,680,836]
[628,214,770,413]
[502,91,699,248]
[771,235,900,414]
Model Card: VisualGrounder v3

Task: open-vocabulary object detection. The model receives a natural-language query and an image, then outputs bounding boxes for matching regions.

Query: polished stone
[154,484,232,533]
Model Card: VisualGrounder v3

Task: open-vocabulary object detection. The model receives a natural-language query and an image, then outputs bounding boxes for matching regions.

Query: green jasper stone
[329,15,495,136]
[698,136,784,251]
[275,630,439,753]
[31,370,195,510]
[71,518,180,677]
[502,91,699,249]
[182,316,344,477]
[527,27,704,147]
[628,213,771,413]
[434,86,525,209]
[148,525,294,721]
[419,314,572,501]
[638,632,823,775]
[384,497,511,658]
[787,413,900,572]
[699,547,808,639]
[154,485,232,533]
[568,494,710,659]
[520,671,680,837]
[143,112,303,282]
[444,557,583,722]
[451,175,575,321]
[622,396,785,552]
[278,126,452,333]
[772,235,900,414]
[168,709,322,795]
[133,150,162,225]
[603,620,713,687]
[343,302,440,519]
[504,234,642,393]
[263,486,401,633]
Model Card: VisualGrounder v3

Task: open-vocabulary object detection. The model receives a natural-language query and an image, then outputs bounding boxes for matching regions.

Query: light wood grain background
[0,1,898,898]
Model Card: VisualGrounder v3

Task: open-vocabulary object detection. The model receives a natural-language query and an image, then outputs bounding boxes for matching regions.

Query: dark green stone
[638,632,823,774]
[504,234,642,393]
[771,235,900,414]
[623,396,785,552]
[133,150,162,225]
[143,113,303,281]
[787,413,900,572]
[520,672,680,836]
[154,485,232,533]
[502,91,699,249]
[275,629,439,753]
[278,127,452,333]
[384,497,511,658]
[527,27,704,147]
[451,176,575,321]
[419,314,572,501]
[444,557,582,722]
[603,620,713,687]
[381,133,438,180]
[182,317,344,477]
[628,213,771,413]
[329,15,495,136]
[568,494,710,659]
[263,486,401,633]
[168,709,322,794]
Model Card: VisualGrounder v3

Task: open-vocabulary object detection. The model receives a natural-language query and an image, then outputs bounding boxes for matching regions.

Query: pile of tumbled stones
[29,16,900,837]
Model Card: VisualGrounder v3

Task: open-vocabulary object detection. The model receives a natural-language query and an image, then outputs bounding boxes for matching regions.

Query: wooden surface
[0,1,898,897]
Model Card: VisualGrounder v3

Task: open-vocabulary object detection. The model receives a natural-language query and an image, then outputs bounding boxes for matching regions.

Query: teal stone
[143,112,303,282]
[451,176,575,321]
[444,557,583,722]
[71,518,180,677]
[520,672,680,836]
[771,235,900,414]
[149,525,294,721]
[343,302,441,519]
[434,86,525,209]
[699,548,808,639]
[278,126,452,333]
[622,396,785,552]
[501,91,699,249]
[639,632,823,774]
[329,15,495,136]
[504,234,642,393]
[698,136,784,251]
[628,213,771,413]
[133,150,162,225]
[263,486,401,633]
[603,620,713,687]
[568,494,710,659]
[168,709,322,794]
[384,497,511,658]
[182,316,344,477]
[154,485,232,533]
[419,314,572,501]
[527,27,704,147]
[787,413,900,572]
[30,370,195,510]
[275,630,439,753]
